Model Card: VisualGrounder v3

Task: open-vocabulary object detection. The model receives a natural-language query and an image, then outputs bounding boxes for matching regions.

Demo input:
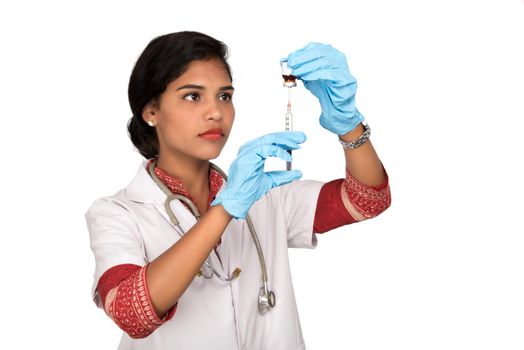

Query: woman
[86,31,391,349]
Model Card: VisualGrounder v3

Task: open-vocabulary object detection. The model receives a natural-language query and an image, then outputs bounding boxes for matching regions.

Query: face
[144,58,235,162]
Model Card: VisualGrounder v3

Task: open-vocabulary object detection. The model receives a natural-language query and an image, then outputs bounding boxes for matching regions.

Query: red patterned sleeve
[97,264,177,339]
[313,167,391,233]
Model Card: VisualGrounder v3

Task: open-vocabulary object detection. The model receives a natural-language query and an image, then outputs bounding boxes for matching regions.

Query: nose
[206,104,223,121]
[207,111,222,120]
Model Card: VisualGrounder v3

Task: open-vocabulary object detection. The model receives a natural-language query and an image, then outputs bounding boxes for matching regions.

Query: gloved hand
[211,131,306,219]
[283,43,364,135]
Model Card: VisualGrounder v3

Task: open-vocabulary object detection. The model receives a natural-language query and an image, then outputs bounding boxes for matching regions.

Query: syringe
[285,89,293,170]
[281,59,297,171]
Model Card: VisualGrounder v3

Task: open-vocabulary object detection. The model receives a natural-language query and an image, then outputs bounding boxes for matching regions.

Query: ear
[142,101,158,125]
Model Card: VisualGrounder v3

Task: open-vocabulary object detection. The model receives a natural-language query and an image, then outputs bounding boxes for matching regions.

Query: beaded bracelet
[338,122,371,150]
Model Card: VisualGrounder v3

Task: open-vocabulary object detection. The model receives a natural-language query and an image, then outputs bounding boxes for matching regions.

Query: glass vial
[280,59,297,88]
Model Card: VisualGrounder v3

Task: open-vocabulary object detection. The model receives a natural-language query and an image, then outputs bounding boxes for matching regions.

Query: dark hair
[127,31,232,159]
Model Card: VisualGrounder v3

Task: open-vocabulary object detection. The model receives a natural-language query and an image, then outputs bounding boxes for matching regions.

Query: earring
[147,120,156,127]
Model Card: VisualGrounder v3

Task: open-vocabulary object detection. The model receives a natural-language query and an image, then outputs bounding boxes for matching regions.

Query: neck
[156,152,209,199]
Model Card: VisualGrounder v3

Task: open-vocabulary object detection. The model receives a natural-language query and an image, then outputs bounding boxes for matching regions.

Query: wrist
[338,122,371,150]
[322,109,364,136]
[340,123,365,142]
[211,194,246,220]
[208,203,234,222]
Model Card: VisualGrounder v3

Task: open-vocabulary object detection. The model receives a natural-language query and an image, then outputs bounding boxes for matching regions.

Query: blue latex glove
[211,131,306,219]
[284,43,364,135]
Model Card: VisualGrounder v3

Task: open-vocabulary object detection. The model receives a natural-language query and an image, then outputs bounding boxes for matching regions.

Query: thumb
[266,170,303,188]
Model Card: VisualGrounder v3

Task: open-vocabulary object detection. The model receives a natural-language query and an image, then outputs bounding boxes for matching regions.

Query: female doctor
[86,31,391,350]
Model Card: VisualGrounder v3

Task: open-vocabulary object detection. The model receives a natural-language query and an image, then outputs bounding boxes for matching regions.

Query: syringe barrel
[285,114,293,170]
[285,112,293,131]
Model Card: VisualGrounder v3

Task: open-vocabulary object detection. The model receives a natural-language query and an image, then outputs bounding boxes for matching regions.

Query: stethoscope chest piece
[258,287,276,314]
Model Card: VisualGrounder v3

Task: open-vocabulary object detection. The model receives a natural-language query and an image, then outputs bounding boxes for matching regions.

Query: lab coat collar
[125,160,166,205]
[125,161,189,235]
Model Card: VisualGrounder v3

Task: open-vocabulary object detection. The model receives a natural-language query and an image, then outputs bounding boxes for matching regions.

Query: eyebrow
[176,84,235,91]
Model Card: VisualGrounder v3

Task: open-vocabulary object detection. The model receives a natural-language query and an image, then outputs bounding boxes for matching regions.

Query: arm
[88,132,305,338]
[148,131,306,317]
[92,207,233,338]
[340,124,386,187]
[285,43,391,232]
[286,42,387,186]
[146,205,232,316]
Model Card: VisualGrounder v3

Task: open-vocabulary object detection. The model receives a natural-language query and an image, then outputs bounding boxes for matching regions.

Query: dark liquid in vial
[282,75,297,83]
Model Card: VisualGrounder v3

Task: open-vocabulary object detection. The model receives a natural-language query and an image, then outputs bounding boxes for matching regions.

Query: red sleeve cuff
[99,265,177,338]
[341,166,391,221]
[313,166,391,233]
[98,264,142,306]
[314,179,357,233]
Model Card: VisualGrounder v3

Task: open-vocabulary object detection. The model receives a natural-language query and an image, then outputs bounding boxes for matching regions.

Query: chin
[196,141,226,161]
[199,149,222,161]
[208,151,222,160]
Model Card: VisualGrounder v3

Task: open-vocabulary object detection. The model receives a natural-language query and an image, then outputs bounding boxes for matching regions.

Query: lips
[199,128,224,141]
[199,128,224,136]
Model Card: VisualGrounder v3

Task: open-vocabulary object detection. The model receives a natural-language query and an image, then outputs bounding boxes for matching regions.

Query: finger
[248,131,306,147]
[239,137,300,155]
[233,144,294,179]
[266,170,303,187]
[282,42,323,63]
[286,42,328,66]
[238,131,306,154]
[288,43,342,68]
[291,59,349,82]
[294,42,324,54]
[253,144,294,162]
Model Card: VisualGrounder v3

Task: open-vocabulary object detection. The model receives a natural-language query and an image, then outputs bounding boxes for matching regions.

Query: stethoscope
[148,159,276,314]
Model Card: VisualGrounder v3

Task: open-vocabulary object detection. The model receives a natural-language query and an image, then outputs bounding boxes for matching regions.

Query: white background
[1,0,523,349]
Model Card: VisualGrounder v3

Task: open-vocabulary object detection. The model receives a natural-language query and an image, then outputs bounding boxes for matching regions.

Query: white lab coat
[86,161,324,350]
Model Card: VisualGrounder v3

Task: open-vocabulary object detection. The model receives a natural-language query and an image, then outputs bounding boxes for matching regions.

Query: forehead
[175,58,231,84]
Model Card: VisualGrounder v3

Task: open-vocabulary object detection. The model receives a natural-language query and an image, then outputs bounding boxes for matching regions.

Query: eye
[183,92,200,102]
[219,93,233,102]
